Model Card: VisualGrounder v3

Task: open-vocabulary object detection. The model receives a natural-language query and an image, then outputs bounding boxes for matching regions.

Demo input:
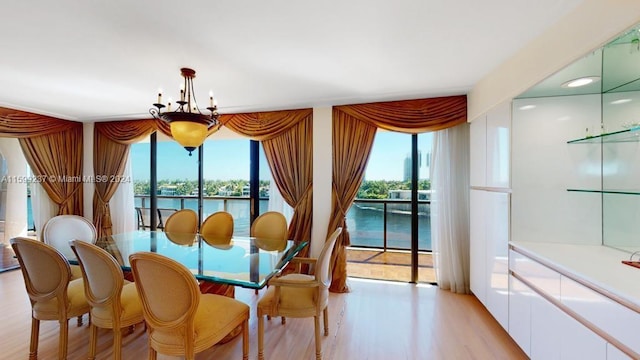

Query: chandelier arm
[149,105,164,119]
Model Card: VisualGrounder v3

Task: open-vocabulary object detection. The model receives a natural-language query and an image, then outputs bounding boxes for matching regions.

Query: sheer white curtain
[430,122,470,294]
[267,173,293,225]
[109,155,136,234]
[31,182,57,237]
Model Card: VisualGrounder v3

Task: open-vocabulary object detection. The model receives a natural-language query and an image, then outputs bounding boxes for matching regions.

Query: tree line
[133,179,429,199]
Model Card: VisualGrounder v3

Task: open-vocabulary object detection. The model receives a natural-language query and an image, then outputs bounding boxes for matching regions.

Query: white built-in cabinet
[469,100,511,331]
[508,247,636,359]
[470,98,638,358]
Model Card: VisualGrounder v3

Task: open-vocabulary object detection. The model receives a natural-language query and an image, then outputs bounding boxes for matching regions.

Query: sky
[130,131,433,181]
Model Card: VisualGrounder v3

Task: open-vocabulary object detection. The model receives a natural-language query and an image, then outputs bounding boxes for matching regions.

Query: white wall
[0,138,28,243]
[468,0,640,121]
[83,122,94,221]
[311,106,332,257]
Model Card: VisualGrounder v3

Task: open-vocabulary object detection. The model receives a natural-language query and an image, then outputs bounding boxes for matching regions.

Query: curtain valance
[334,95,467,134]
[95,119,158,144]
[0,107,79,137]
[222,109,313,140]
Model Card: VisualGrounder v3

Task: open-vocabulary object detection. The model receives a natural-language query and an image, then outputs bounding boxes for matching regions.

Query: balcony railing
[134,195,432,251]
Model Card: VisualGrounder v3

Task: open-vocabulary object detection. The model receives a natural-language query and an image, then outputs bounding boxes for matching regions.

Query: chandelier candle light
[150,67,220,156]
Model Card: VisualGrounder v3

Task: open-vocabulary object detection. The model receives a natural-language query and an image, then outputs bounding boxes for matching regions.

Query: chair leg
[29,317,39,360]
[281,316,286,325]
[59,318,69,360]
[88,324,98,360]
[113,326,123,360]
[148,347,157,360]
[77,314,83,326]
[242,319,249,360]
[258,315,264,360]
[314,315,322,360]
[323,308,329,336]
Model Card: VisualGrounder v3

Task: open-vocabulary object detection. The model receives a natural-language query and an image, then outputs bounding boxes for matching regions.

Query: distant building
[402,150,431,181]
[158,185,177,196]
[388,189,431,201]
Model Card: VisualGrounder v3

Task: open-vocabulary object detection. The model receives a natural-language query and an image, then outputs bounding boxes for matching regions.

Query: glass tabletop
[81,230,306,289]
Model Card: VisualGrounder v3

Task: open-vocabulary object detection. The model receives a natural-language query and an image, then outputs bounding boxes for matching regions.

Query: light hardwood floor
[0,269,526,359]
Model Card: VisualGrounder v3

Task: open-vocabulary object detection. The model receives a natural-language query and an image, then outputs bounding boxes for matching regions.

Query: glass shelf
[567,128,640,144]
[567,189,640,195]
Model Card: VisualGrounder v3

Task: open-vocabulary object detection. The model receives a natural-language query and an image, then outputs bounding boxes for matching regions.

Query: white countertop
[510,241,640,311]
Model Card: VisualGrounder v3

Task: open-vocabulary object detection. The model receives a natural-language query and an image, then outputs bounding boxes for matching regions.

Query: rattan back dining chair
[129,252,250,360]
[257,227,342,360]
[201,211,234,244]
[163,209,198,234]
[70,240,144,360]
[250,211,288,242]
[10,237,90,360]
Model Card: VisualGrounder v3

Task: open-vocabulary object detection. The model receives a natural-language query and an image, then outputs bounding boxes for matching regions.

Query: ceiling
[0,0,585,122]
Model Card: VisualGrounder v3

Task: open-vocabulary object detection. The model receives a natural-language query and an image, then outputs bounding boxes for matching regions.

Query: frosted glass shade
[170,121,207,155]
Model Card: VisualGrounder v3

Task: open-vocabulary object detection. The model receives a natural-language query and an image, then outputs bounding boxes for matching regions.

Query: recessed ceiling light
[561,76,601,88]
[519,105,536,110]
[610,99,632,105]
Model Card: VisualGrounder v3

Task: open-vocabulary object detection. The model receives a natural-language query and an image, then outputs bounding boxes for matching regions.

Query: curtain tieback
[60,182,82,208]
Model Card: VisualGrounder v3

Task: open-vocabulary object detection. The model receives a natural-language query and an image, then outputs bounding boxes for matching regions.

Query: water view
[134,196,432,251]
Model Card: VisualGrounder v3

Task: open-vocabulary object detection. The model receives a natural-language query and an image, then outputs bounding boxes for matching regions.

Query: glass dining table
[79,230,307,290]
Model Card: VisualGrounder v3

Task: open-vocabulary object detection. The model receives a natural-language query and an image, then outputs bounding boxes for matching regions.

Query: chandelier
[150,67,220,156]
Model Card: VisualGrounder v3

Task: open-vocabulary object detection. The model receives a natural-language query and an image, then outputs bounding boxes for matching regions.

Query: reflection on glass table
[75,230,306,290]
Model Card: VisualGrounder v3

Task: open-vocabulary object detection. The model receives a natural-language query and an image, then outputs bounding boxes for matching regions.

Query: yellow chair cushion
[32,278,89,320]
[70,264,83,280]
[151,294,249,350]
[91,282,143,326]
[258,274,317,313]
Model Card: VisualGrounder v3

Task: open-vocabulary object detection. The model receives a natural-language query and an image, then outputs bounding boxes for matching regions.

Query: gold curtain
[328,96,467,292]
[0,107,85,217]
[327,110,377,292]
[93,120,157,239]
[224,109,313,250]
[0,107,79,137]
[19,125,84,216]
[334,95,467,134]
[262,117,313,254]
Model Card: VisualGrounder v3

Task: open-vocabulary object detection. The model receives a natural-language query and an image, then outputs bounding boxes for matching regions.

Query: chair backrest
[70,240,123,314]
[201,211,234,244]
[163,209,198,234]
[136,207,148,229]
[10,237,71,304]
[316,227,342,287]
[129,252,200,333]
[42,215,97,260]
[250,211,288,241]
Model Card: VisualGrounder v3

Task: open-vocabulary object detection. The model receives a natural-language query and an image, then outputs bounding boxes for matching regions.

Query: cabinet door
[470,114,487,187]
[485,191,510,330]
[529,284,607,360]
[470,189,486,305]
[560,308,606,360]
[486,101,511,188]
[531,293,562,360]
[509,275,531,356]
